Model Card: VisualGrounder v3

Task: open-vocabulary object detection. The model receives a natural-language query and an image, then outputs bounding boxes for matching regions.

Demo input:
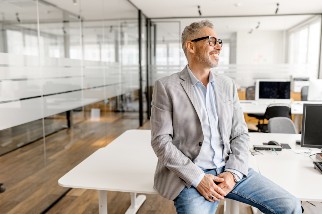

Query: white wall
[236,30,286,64]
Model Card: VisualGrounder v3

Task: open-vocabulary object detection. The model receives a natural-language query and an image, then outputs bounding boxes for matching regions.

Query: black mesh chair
[265,103,291,119]
[301,86,309,101]
[246,86,266,131]
[259,103,292,132]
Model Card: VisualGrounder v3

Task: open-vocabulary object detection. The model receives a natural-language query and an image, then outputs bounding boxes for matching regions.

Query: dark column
[138,10,143,126]
[146,18,151,119]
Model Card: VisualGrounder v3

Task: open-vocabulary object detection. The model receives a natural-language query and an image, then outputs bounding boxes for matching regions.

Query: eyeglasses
[191,36,223,47]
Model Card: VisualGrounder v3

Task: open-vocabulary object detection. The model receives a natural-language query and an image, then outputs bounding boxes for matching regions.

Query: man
[150,20,301,214]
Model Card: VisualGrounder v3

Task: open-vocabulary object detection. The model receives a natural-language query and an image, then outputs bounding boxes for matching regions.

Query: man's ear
[186,41,195,54]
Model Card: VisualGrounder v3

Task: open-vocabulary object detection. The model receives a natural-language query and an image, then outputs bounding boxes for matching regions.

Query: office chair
[268,117,296,134]
[0,183,5,193]
[245,86,255,100]
[245,86,266,132]
[258,103,292,132]
[264,103,291,119]
[301,86,309,101]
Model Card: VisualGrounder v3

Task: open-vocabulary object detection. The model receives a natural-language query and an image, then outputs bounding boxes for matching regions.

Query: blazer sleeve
[225,81,250,177]
[150,79,204,187]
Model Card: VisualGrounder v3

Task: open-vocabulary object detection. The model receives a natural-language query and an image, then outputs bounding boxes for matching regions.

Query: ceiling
[131,0,322,18]
[0,0,321,41]
[1,0,321,21]
[45,0,137,20]
[41,0,322,20]
[43,0,321,37]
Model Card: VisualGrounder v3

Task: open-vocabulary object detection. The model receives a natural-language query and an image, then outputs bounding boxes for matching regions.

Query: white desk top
[59,130,322,201]
[240,100,322,115]
[249,133,322,201]
[58,130,157,194]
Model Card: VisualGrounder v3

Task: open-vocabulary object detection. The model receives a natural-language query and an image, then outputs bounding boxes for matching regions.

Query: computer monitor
[307,79,322,101]
[255,79,291,101]
[301,104,322,149]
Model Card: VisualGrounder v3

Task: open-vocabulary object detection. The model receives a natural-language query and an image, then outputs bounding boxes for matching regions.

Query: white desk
[59,130,322,214]
[249,133,322,201]
[240,100,322,133]
[240,100,301,114]
[58,130,157,214]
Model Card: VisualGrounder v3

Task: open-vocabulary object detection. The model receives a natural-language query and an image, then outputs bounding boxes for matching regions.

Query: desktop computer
[301,104,322,149]
[255,79,291,103]
[301,104,322,174]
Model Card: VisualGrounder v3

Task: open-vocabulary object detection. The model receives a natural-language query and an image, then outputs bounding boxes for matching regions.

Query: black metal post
[138,10,143,126]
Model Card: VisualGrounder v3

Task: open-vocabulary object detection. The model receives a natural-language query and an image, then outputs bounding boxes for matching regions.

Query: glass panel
[0,0,140,212]
[39,2,81,212]
[0,0,45,213]
[151,21,181,81]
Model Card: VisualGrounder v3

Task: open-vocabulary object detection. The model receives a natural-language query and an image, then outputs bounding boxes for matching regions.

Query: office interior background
[0,0,322,213]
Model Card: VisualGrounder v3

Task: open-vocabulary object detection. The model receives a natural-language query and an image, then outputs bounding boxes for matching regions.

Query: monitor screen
[308,79,322,101]
[301,104,322,149]
[255,79,291,100]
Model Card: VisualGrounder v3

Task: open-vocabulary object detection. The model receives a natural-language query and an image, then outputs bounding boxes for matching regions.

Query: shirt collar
[187,65,215,86]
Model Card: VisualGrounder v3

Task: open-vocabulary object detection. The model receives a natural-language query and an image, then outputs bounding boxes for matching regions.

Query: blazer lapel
[179,67,202,123]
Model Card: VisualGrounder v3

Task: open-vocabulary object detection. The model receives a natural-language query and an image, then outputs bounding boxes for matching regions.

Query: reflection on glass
[0,0,141,213]
[152,15,321,87]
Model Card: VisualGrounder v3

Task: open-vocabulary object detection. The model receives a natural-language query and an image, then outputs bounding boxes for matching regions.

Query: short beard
[196,54,218,68]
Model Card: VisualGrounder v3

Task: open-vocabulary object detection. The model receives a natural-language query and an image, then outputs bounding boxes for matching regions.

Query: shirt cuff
[225,169,243,182]
[192,173,205,188]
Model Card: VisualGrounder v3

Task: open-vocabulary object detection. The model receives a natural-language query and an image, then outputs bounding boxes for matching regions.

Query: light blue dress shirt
[187,66,242,187]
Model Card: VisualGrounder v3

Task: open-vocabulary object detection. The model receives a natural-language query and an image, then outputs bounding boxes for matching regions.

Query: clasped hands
[196,172,236,202]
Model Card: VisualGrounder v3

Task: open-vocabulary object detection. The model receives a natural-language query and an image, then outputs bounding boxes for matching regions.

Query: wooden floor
[0,111,252,214]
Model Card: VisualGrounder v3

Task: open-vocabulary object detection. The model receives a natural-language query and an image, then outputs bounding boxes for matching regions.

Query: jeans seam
[230,190,276,214]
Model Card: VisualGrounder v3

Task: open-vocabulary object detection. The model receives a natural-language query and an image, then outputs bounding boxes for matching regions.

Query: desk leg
[294,114,301,134]
[98,190,108,214]
[224,199,239,214]
[125,193,146,214]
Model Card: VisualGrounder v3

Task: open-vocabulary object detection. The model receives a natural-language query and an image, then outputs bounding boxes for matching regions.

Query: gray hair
[181,20,214,56]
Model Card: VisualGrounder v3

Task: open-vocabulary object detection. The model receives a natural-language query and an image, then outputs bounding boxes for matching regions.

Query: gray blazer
[150,66,249,200]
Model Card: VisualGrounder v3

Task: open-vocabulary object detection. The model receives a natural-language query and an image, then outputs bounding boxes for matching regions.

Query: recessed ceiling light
[234,3,242,7]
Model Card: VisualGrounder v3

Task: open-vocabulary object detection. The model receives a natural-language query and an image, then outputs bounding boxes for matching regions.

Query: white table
[59,130,322,214]
[240,100,322,133]
[239,100,305,114]
[58,130,157,214]
[249,133,322,201]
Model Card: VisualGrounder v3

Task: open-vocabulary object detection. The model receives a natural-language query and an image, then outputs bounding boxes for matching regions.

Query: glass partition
[0,0,45,213]
[0,0,141,213]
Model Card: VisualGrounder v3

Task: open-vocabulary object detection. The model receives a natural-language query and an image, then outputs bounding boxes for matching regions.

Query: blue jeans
[174,167,302,214]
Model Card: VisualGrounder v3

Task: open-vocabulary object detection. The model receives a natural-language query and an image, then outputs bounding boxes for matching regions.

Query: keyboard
[253,145,282,151]
[313,162,322,174]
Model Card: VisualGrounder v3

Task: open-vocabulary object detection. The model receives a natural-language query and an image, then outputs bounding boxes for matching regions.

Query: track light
[255,22,260,29]
[62,27,66,34]
[198,5,202,16]
[275,3,279,14]
[16,13,20,23]
[249,21,261,34]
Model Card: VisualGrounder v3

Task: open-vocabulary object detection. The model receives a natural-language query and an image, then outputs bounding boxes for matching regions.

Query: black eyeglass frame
[191,36,223,47]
